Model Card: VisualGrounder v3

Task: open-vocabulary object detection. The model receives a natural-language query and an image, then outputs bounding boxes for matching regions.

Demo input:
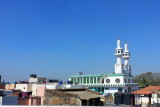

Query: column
[82,77,84,84]
[96,77,98,84]
[92,78,95,84]
[89,77,91,84]
[76,78,78,84]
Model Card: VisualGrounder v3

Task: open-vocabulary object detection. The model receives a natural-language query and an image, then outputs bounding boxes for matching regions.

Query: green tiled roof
[107,73,133,77]
[70,74,106,78]
[70,73,133,78]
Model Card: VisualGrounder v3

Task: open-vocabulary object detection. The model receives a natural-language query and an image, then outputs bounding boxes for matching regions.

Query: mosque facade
[69,39,138,94]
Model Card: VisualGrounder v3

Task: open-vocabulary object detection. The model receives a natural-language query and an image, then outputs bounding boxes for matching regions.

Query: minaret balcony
[115,53,123,56]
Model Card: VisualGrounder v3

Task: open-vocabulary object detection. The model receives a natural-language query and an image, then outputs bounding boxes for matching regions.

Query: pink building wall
[36,85,45,105]
[18,97,41,105]
[18,98,29,105]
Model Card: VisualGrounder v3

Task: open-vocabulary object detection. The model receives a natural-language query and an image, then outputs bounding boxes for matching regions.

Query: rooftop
[45,88,103,100]
[131,86,160,95]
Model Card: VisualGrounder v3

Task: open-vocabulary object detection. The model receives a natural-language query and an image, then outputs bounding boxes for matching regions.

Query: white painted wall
[15,84,32,92]
[62,84,84,89]
[45,84,58,89]
[104,76,125,84]
[134,94,160,106]
[29,77,38,83]
[31,84,37,96]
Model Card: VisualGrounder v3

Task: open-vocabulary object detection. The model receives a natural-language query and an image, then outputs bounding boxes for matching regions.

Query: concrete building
[0,90,18,105]
[69,39,138,94]
[0,96,18,105]
[15,84,33,92]
[29,74,46,84]
[5,84,15,90]
[131,86,160,107]
[18,96,41,105]
[0,90,13,96]
[43,88,104,106]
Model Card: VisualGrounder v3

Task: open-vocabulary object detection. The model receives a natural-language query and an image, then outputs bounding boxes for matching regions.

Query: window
[124,78,127,83]
[132,79,134,83]
[128,79,130,83]
[106,79,110,83]
[105,87,109,90]
[118,88,123,93]
[115,78,120,83]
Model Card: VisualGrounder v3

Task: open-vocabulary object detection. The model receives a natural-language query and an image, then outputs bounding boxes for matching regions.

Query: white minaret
[123,43,131,74]
[115,39,124,74]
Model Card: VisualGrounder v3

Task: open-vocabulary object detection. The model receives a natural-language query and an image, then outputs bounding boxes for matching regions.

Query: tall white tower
[115,39,124,74]
[123,43,131,74]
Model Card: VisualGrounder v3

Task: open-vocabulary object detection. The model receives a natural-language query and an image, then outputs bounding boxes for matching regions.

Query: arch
[94,78,96,83]
[118,87,123,93]
[125,90,127,93]
[128,79,130,83]
[87,78,89,84]
[132,79,134,83]
[84,78,86,84]
[124,78,127,83]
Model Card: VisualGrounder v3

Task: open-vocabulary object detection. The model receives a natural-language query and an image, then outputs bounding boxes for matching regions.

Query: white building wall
[63,84,84,89]
[31,84,37,96]
[15,84,33,92]
[108,87,120,94]
[45,84,58,89]
[104,76,125,84]
[134,94,160,107]
[0,97,2,105]
[29,77,38,83]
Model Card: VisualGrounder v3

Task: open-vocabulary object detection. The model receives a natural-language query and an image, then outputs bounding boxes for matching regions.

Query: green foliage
[135,72,160,87]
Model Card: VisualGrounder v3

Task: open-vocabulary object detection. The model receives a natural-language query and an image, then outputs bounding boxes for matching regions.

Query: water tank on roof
[58,81,63,85]
[33,74,37,78]
[30,74,33,77]
[66,81,71,84]
[124,93,132,105]
[114,93,124,105]
[49,79,54,83]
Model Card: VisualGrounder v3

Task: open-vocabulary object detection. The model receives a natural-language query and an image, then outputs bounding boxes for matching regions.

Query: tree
[135,72,160,87]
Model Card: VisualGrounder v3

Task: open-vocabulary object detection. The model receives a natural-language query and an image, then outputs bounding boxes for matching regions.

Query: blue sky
[0,0,160,82]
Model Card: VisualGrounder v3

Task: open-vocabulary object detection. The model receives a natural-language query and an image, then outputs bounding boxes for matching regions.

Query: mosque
[69,39,138,94]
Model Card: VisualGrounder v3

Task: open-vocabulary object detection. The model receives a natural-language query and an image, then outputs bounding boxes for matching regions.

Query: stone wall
[43,90,81,106]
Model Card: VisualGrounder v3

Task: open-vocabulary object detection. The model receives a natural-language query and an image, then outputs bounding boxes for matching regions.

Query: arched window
[128,79,130,83]
[94,78,96,83]
[87,78,89,84]
[125,90,127,93]
[132,79,134,83]
[84,78,86,84]
[124,78,127,83]
[118,87,123,93]
[105,87,109,90]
